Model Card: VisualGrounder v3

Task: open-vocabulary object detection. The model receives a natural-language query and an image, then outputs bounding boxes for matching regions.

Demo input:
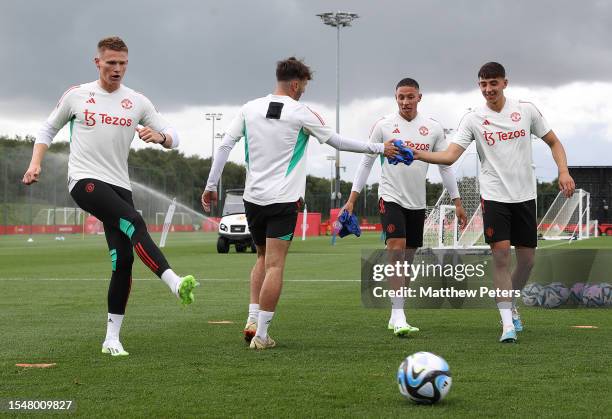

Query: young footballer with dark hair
[343,77,467,336]
[411,62,575,343]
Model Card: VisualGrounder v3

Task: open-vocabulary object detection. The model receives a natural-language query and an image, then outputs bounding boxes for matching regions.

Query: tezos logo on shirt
[84,110,133,127]
[482,129,527,146]
[404,140,430,151]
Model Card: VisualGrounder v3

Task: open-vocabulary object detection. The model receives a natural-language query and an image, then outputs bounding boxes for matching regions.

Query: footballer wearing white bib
[224,94,336,206]
[22,37,198,357]
[344,78,466,337]
[202,57,399,349]
[412,62,575,344]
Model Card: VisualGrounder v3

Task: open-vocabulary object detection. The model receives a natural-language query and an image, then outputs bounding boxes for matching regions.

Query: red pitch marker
[15,363,57,368]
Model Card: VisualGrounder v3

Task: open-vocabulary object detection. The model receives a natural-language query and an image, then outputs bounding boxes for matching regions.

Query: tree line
[1,136,561,219]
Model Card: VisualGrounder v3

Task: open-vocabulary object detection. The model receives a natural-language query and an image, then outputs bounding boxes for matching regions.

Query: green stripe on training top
[277,233,293,241]
[119,218,135,239]
[286,128,309,176]
[380,155,385,166]
[244,124,249,167]
[110,249,117,271]
[69,115,76,143]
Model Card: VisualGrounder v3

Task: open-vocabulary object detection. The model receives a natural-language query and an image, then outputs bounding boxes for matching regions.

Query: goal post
[537,189,593,240]
[423,148,486,249]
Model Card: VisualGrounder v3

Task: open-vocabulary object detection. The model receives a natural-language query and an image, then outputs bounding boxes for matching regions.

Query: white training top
[451,98,550,203]
[44,81,171,191]
[369,112,450,209]
[225,94,334,205]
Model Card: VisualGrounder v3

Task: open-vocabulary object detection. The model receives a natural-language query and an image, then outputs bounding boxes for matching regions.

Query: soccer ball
[569,282,586,305]
[581,284,604,307]
[599,283,612,306]
[397,352,452,404]
[540,282,570,308]
[521,283,544,306]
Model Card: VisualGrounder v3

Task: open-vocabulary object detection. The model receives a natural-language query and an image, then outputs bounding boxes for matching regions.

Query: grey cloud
[2,0,611,113]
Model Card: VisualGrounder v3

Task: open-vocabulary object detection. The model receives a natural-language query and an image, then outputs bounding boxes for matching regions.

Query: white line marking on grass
[0,278,360,282]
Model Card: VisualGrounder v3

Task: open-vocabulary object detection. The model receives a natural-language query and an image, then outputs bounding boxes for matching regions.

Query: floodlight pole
[216,132,224,203]
[335,24,341,209]
[205,113,223,163]
[317,11,359,209]
[205,112,222,215]
[326,155,336,211]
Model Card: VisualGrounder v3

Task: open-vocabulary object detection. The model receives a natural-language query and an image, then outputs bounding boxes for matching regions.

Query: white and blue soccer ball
[397,352,452,404]
[581,284,604,307]
[540,282,570,308]
[521,283,544,307]
[599,283,612,306]
[569,282,586,305]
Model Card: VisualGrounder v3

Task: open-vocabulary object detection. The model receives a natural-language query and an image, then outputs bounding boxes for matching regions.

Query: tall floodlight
[216,132,224,203]
[205,113,223,160]
[317,11,359,208]
[205,113,223,214]
[326,155,336,211]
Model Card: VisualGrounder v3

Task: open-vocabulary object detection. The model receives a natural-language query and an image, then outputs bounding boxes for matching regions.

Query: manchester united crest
[121,98,133,110]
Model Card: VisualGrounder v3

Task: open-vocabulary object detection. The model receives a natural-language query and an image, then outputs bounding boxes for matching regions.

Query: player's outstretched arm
[412,143,464,166]
[201,133,239,213]
[541,130,575,198]
[326,133,399,158]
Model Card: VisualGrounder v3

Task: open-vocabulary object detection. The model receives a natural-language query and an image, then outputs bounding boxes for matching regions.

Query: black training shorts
[244,199,300,246]
[481,198,537,248]
[378,198,426,248]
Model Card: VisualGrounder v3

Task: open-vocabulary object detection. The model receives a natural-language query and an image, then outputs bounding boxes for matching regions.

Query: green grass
[1,233,611,417]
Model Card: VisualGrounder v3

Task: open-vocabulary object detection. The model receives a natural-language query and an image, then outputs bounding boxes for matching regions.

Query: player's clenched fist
[136,126,164,144]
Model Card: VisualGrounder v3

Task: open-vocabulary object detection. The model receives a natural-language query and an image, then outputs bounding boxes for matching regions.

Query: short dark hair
[276,57,312,82]
[478,62,505,79]
[97,36,128,53]
[396,78,420,90]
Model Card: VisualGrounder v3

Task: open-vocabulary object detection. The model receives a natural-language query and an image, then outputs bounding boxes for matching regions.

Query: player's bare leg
[491,241,516,342]
[244,245,266,342]
[509,246,535,331]
[250,238,291,349]
[387,240,419,336]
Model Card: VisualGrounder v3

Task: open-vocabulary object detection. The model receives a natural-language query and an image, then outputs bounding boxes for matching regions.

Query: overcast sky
[2,0,612,184]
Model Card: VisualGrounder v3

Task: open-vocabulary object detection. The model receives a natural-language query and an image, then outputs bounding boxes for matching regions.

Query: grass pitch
[1,232,610,417]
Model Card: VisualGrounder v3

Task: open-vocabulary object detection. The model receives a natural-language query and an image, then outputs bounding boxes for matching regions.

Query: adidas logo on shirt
[86,97,96,104]
[482,119,490,125]
[392,128,400,134]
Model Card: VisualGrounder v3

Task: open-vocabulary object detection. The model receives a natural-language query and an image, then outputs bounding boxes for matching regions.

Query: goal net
[537,189,596,240]
[423,148,487,249]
